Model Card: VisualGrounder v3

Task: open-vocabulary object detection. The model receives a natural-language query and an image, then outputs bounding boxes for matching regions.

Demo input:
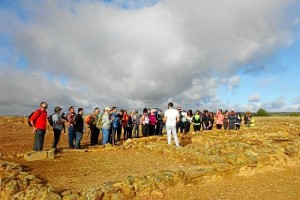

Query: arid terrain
[0,116,300,199]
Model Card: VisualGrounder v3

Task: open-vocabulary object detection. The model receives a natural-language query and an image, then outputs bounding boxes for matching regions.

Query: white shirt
[164,108,179,126]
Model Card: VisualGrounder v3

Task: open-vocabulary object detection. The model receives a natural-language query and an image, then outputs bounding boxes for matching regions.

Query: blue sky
[0,0,300,115]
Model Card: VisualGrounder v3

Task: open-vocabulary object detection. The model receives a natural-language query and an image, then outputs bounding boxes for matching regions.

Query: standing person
[202,110,210,130]
[249,115,255,127]
[102,107,112,145]
[110,107,119,145]
[132,111,140,138]
[235,112,242,130]
[90,107,100,146]
[186,110,193,133]
[176,107,183,133]
[74,108,84,149]
[116,109,124,144]
[228,109,237,130]
[67,106,76,148]
[149,109,157,136]
[122,110,129,140]
[156,109,164,136]
[164,102,180,147]
[244,111,251,127]
[192,110,201,132]
[127,113,133,139]
[208,112,214,130]
[215,109,224,129]
[52,106,65,151]
[141,108,149,137]
[223,110,229,130]
[29,102,48,151]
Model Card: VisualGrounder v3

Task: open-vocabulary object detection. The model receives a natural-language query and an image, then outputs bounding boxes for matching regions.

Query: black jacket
[74,114,84,133]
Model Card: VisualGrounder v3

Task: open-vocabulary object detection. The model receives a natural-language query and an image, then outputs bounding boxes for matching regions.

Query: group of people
[29,102,254,152]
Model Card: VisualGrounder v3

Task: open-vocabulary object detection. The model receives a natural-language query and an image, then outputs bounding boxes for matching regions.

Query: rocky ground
[0,116,300,199]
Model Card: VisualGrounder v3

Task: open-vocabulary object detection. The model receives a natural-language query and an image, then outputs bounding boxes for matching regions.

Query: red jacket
[30,109,47,130]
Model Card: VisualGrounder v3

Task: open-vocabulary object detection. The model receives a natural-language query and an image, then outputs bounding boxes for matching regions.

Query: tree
[256,108,269,116]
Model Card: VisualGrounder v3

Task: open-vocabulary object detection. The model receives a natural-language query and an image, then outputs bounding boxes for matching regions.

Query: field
[0,116,300,199]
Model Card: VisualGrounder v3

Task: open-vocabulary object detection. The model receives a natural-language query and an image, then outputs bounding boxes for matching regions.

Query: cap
[104,107,111,111]
[54,106,63,112]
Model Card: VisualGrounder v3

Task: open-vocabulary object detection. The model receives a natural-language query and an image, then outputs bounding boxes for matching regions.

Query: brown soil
[1,116,300,199]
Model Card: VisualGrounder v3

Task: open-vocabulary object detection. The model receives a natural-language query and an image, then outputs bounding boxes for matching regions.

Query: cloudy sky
[0,0,300,115]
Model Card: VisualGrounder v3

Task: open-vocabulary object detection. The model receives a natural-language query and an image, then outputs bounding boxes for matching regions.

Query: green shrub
[256,108,269,116]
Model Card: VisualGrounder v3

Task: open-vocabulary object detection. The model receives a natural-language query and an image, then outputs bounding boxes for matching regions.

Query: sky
[0,0,300,115]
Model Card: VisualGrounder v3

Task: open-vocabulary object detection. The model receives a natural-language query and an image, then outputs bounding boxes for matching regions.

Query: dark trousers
[176,122,183,133]
[156,122,164,135]
[123,126,129,140]
[52,128,62,149]
[127,127,133,139]
[142,124,149,137]
[216,124,222,129]
[68,126,76,147]
[33,129,46,151]
[183,121,190,133]
[149,125,156,136]
[110,126,117,145]
[194,124,200,132]
[117,125,122,142]
[90,127,100,145]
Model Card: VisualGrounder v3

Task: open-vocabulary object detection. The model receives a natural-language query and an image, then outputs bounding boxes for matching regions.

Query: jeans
[166,125,179,147]
[102,128,109,145]
[75,132,83,148]
[68,125,76,147]
[52,128,62,149]
[133,124,139,138]
[33,129,46,151]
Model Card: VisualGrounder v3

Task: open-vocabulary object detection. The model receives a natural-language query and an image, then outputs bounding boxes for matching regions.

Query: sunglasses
[42,106,48,109]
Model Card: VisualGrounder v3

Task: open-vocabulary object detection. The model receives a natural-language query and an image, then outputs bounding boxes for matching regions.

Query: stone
[150,190,164,199]
[124,175,134,186]
[24,151,49,161]
[5,180,19,195]
[120,186,135,199]
[63,193,79,200]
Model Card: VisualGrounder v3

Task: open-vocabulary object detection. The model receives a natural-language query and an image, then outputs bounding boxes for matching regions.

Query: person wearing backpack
[51,106,65,151]
[89,107,100,146]
[74,108,84,149]
[29,102,48,151]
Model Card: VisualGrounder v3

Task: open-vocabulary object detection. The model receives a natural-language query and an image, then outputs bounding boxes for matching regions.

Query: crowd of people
[28,102,255,152]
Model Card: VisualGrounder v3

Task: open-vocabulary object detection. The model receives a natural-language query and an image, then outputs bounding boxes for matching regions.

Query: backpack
[48,114,55,127]
[95,114,103,129]
[85,114,92,126]
[28,110,41,127]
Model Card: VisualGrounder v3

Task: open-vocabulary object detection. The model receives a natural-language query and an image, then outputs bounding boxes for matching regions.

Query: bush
[256,108,269,116]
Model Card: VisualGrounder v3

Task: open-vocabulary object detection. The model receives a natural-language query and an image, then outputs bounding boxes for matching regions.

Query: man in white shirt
[163,102,180,147]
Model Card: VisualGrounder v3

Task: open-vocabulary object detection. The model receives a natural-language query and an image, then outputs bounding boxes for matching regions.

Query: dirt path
[164,165,300,200]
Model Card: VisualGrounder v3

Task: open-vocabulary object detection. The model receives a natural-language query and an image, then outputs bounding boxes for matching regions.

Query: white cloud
[248,93,261,102]
[0,0,299,114]
[262,97,285,111]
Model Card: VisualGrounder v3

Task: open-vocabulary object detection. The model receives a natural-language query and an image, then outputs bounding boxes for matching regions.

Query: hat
[231,109,235,111]
[104,107,111,111]
[54,106,62,112]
